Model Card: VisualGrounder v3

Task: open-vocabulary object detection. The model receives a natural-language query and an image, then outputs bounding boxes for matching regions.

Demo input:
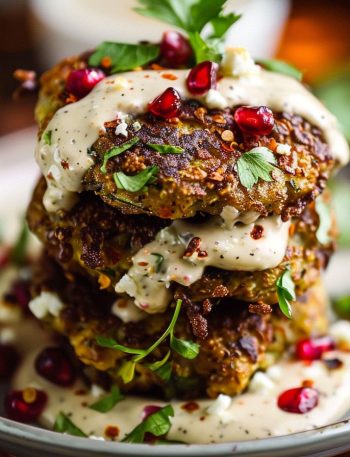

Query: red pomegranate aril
[5,388,47,423]
[296,336,336,361]
[65,68,105,99]
[277,387,318,414]
[160,31,192,66]
[0,344,20,380]
[148,87,182,118]
[234,106,275,136]
[186,61,218,95]
[142,404,162,421]
[35,347,76,387]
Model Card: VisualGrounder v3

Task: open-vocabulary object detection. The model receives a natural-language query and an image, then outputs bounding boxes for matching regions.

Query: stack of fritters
[27,54,337,399]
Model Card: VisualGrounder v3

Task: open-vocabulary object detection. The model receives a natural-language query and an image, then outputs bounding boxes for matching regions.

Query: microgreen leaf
[170,335,200,359]
[276,270,296,319]
[11,219,29,265]
[256,58,303,81]
[210,13,241,38]
[100,137,140,174]
[114,165,159,192]
[154,361,172,381]
[146,351,171,372]
[236,147,277,190]
[54,412,87,437]
[43,130,52,145]
[147,143,184,154]
[122,405,174,443]
[89,385,124,413]
[96,336,145,355]
[315,199,332,245]
[89,42,159,73]
[151,252,165,272]
[118,360,136,384]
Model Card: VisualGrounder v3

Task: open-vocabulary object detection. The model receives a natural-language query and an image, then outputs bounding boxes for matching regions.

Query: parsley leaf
[151,253,165,272]
[154,361,173,381]
[210,12,241,38]
[11,219,29,265]
[122,405,174,443]
[54,412,87,437]
[100,137,140,174]
[276,270,296,319]
[146,351,171,372]
[89,42,159,73]
[114,165,159,192]
[236,147,277,190]
[188,32,222,64]
[43,130,52,145]
[257,58,303,81]
[315,199,332,245]
[170,335,200,359]
[118,360,136,384]
[147,143,184,154]
[96,336,145,355]
[89,385,124,413]
[333,295,350,318]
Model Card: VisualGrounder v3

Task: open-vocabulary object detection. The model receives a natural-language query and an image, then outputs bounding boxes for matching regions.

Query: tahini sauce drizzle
[36,65,349,212]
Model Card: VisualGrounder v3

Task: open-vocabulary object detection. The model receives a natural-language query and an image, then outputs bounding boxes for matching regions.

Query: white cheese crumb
[91,384,106,398]
[115,274,137,297]
[204,89,228,110]
[29,291,64,319]
[110,76,129,91]
[48,164,61,181]
[111,298,147,323]
[115,121,128,137]
[276,143,292,155]
[53,146,61,164]
[133,121,141,132]
[0,327,15,344]
[265,365,282,381]
[207,394,232,416]
[248,371,275,393]
[221,47,260,78]
[303,363,326,380]
[330,320,350,348]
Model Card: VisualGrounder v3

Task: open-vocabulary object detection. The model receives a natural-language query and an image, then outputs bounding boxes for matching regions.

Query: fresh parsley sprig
[256,58,303,81]
[89,385,125,413]
[54,412,87,437]
[276,269,296,319]
[236,147,278,190]
[122,405,174,443]
[96,299,199,383]
[147,143,184,154]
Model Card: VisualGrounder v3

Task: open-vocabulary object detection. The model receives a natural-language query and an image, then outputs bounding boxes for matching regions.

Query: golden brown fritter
[27,178,335,307]
[31,254,328,399]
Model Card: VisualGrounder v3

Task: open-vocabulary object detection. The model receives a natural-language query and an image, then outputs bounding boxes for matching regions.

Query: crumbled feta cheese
[248,371,275,393]
[111,298,147,323]
[330,320,350,347]
[276,143,291,155]
[111,76,129,91]
[115,121,128,137]
[221,47,260,78]
[91,384,106,398]
[265,365,282,381]
[0,327,15,344]
[29,291,64,319]
[115,274,137,297]
[207,394,232,416]
[204,89,228,109]
[133,121,141,132]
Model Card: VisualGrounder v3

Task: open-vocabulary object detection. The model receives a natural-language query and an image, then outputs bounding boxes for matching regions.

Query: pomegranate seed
[186,61,218,95]
[142,404,161,421]
[148,87,182,118]
[296,336,335,361]
[35,347,76,387]
[160,31,192,66]
[0,345,20,380]
[66,68,105,99]
[5,388,47,423]
[234,106,274,136]
[277,387,318,414]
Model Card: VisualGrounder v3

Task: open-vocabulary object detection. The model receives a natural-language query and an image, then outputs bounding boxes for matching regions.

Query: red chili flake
[137,261,149,267]
[301,379,314,388]
[181,401,199,413]
[104,425,120,439]
[101,56,112,68]
[61,160,69,170]
[250,225,264,240]
[161,73,178,81]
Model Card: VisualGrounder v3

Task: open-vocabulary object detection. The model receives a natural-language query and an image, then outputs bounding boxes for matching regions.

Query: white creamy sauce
[116,208,290,313]
[36,53,349,212]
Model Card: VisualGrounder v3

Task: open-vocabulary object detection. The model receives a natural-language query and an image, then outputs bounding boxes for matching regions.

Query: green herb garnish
[276,270,296,319]
[147,143,184,154]
[43,130,52,145]
[151,253,165,272]
[135,0,241,64]
[114,165,159,192]
[333,295,350,318]
[122,405,174,443]
[315,199,332,245]
[154,361,172,382]
[236,147,278,190]
[89,385,124,413]
[100,137,140,174]
[54,412,87,437]
[89,42,159,73]
[257,58,303,81]
[11,220,29,265]
[96,299,199,383]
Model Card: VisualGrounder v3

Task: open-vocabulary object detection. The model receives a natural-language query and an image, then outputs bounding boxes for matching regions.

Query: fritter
[30,254,328,399]
[35,55,334,221]
[27,178,335,308]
